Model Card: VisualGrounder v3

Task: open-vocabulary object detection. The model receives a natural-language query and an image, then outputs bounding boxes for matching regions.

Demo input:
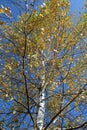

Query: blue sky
[70,0,86,15]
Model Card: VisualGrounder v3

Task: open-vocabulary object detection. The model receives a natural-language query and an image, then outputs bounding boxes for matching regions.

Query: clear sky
[70,0,86,15]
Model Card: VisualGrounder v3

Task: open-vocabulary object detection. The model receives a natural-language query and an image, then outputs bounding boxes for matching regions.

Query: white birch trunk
[37,60,45,130]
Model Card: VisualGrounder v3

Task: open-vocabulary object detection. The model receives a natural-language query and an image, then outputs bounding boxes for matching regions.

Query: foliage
[0,0,87,129]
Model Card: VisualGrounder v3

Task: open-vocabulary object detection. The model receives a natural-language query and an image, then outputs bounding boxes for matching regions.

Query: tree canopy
[0,0,87,130]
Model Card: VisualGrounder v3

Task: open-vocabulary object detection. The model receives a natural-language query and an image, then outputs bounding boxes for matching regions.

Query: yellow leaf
[0,8,5,13]
[13,110,16,114]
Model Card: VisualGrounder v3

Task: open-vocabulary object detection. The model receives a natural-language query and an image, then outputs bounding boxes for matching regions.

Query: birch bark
[37,59,46,130]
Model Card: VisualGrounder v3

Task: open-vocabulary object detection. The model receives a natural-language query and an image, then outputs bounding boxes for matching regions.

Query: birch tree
[0,0,87,130]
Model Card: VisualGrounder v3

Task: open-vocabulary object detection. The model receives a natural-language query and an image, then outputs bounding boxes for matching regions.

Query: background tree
[0,0,87,130]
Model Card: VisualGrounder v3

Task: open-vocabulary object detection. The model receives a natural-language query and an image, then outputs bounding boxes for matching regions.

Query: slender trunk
[37,60,45,130]
[37,90,45,130]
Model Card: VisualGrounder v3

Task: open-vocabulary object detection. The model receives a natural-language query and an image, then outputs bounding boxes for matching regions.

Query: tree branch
[66,122,87,130]
[44,83,87,130]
